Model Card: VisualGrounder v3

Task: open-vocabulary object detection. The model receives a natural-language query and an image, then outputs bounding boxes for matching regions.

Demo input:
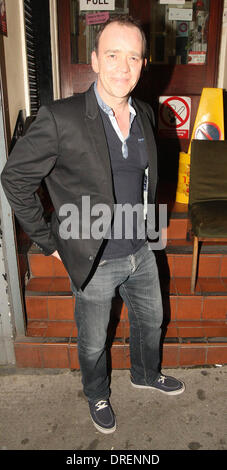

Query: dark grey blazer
[1,84,158,289]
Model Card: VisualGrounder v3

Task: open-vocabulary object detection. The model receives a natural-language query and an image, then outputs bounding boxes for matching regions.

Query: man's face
[91,22,146,105]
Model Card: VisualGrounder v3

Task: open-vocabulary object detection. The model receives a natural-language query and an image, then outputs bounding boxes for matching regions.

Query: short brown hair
[94,15,147,59]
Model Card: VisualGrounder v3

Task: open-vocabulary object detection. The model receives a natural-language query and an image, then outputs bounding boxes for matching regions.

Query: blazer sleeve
[1,105,58,255]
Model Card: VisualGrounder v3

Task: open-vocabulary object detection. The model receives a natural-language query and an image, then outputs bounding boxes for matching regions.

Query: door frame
[0,65,25,362]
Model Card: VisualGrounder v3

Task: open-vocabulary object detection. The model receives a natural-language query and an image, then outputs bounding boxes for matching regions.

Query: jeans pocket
[68,276,79,295]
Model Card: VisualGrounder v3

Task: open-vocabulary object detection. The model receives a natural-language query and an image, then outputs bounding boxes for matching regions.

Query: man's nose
[118,56,130,72]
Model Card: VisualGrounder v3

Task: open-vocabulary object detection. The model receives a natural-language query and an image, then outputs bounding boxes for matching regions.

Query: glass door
[57,0,223,179]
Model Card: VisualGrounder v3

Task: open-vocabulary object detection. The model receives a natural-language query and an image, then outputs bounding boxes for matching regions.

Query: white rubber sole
[91,417,117,434]
[131,381,185,396]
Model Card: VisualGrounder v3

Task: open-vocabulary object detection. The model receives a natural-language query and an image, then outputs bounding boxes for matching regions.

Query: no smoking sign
[159,96,191,139]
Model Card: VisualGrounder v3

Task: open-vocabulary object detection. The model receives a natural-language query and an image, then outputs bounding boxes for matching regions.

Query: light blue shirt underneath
[94,81,136,159]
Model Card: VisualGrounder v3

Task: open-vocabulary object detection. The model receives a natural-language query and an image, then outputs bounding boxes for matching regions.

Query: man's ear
[91,50,99,74]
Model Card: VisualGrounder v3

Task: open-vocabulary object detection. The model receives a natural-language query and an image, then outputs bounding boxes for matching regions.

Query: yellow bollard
[176,152,191,204]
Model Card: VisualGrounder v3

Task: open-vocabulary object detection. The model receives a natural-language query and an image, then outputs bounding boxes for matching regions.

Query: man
[1,16,185,434]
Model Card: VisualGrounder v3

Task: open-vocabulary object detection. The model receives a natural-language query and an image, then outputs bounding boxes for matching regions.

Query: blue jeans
[71,242,163,402]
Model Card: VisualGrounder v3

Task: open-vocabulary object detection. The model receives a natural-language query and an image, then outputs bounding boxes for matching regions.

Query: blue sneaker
[88,399,116,434]
[131,374,185,395]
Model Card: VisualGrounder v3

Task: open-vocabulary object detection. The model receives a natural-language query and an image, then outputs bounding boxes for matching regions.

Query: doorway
[57,0,223,189]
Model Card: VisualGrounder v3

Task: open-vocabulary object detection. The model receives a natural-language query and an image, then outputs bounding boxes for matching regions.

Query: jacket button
[88,255,94,261]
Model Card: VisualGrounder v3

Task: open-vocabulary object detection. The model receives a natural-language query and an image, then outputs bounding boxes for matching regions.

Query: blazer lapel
[85,85,113,189]
[133,99,158,203]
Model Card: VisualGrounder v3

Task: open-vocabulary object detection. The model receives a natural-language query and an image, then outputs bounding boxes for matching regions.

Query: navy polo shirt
[94,85,148,259]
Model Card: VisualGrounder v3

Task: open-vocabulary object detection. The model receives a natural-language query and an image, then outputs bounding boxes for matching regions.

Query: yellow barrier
[176,88,225,204]
[188,88,225,155]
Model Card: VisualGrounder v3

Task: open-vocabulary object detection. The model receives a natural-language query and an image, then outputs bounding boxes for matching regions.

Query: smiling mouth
[112,77,130,83]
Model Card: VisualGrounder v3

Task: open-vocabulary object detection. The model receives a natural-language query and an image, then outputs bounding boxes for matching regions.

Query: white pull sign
[169,8,193,21]
[80,0,115,11]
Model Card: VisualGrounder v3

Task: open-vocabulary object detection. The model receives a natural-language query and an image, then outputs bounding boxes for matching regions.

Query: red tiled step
[28,254,68,278]
[25,277,227,322]
[27,250,227,279]
[169,254,227,278]
[26,318,227,340]
[26,276,71,294]
[166,217,188,239]
[166,321,227,339]
[14,337,227,369]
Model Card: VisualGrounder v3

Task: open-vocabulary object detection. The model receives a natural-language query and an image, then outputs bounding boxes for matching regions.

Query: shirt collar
[94,81,136,117]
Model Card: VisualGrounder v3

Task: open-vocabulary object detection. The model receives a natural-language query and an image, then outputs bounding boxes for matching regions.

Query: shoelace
[158,375,166,384]
[95,400,108,412]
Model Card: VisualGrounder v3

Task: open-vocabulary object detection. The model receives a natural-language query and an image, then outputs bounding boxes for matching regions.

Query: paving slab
[0,366,226,451]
